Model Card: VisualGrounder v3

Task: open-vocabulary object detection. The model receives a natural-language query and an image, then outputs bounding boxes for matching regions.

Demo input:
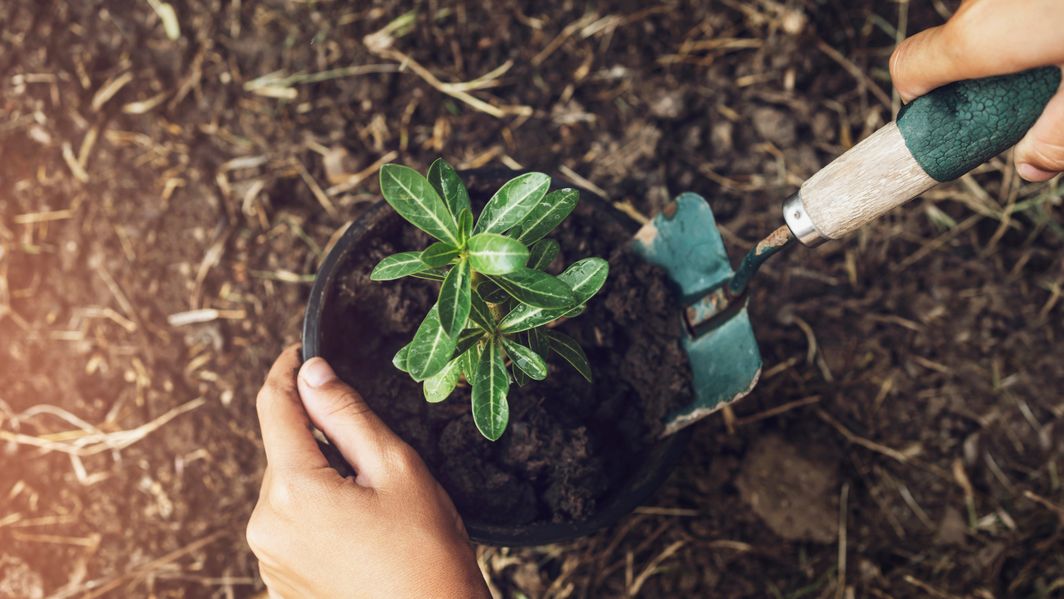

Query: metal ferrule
[782,192,827,247]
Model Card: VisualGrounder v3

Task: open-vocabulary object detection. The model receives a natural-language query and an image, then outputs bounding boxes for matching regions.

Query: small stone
[752,107,797,147]
[736,434,839,543]
[781,9,807,35]
[934,506,968,546]
[648,89,685,119]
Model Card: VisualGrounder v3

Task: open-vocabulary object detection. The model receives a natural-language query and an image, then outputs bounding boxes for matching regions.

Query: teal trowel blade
[631,193,762,436]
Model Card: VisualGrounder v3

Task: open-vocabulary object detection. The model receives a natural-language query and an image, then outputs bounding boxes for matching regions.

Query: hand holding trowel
[635,66,1062,436]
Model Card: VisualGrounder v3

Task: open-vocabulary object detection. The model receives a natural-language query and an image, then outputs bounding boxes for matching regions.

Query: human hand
[246,347,489,599]
[889,0,1064,182]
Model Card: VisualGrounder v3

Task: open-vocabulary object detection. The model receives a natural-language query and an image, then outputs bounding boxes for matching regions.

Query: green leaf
[438,259,472,338]
[421,242,461,267]
[498,306,561,333]
[392,343,410,372]
[469,291,495,331]
[473,172,551,235]
[410,268,447,282]
[528,327,550,359]
[477,281,509,304]
[528,238,560,271]
[423,356,462,403]
[502,337,548,381]
[460,343,481,381]
[406,305,457,381]
[380,164,461,246]
[512,188,578,244]
[471,339,510,441]
[489,269,574,309]
[455,327,485,357]
[558,257,609,304]
[466,233,529,275]
[427,158,471,218]
[564,304,586,318]
[546,330,592,382]
[458,208,473,242]
[497,256,608,332]
[371,252,430,281]
[513,364,530,387]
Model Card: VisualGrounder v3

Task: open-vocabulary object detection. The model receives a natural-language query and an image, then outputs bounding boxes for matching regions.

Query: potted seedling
[371,160,607,440]
[303,162,692,545]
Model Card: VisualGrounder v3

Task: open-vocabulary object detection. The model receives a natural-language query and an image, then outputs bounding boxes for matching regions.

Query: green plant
[371,159,608,441]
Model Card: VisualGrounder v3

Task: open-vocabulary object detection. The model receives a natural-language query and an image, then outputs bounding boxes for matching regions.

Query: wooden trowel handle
[784,66,1061,246]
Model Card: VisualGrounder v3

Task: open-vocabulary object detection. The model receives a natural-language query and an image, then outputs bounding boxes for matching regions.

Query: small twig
[817,409,916,464]
[627,540,685,597]
[369,45,531,119]
[0,398,205,458]
[12,531,101,548]
[835,483,849,599]
[295,159,338,218]
[91,71,133,111]
[558,165,609,199]
[892,214,982,273]
[13,209,74,224]
[735,395,821,427]
[167,308,246,327]
[903,575,964,599]
[96,266,139,328]
[816,38,892,108]
[54,530,227,599]
[1023,490,1064,523]
[326,150,399,196]
[633,506,700,517]
[532,13,600,66]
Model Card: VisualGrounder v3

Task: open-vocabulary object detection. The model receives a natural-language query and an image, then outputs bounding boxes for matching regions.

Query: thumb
[1014,79,1064,181]
[889,24,954,103]
[297,357,403,488]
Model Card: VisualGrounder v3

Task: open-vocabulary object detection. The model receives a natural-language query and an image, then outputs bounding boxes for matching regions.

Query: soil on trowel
[322,189,692,525]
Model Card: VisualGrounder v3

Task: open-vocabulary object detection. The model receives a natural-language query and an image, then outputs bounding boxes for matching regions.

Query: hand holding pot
[247,347,489,598]
[889,0,1064,181]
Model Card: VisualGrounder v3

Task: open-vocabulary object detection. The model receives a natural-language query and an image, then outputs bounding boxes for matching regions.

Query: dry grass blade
[362,19,532,119]
[91,70,133,111]
[817,409,917,464]
[1023,490,1064,523]
[52,530,227,599]
[326,150,399,196]
[13,209,74,224]
[167,308,246,327]
[627,540,685,596]
[735,395,821,427]
[0,398,206,458]
[815,38,892,108]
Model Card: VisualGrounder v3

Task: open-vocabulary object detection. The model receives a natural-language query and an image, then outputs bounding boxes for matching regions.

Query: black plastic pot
[302,169,692,546]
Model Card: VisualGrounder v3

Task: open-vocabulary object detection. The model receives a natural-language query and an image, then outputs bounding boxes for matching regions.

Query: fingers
[256,346,330,473]
[1015,82,1064,181]
[890,0,1064,102]
[297,357,406,488]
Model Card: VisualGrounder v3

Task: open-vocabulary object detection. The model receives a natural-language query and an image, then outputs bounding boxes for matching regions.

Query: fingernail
[1017,163,1055,182]
[300,357,337,388]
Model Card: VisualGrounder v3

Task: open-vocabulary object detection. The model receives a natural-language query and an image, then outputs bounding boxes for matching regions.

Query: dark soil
[320,180,691,525]
[3,1,1064,597]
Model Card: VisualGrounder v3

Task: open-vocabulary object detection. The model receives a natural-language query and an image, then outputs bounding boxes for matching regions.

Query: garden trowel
[631,66,1062,436]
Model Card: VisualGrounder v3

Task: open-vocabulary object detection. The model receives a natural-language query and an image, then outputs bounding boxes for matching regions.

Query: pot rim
[302,168,692,546]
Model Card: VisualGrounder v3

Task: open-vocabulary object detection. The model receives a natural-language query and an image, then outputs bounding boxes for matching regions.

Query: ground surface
[1,1,1063,597]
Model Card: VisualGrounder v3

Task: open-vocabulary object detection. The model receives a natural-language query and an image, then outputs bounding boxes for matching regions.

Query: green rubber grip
[897,66,1061,182]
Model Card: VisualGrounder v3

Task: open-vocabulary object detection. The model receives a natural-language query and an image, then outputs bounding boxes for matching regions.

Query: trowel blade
[631,193,762,436]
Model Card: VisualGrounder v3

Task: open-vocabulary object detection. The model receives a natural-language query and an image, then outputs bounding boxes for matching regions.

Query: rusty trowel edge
[630,192,764,436]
